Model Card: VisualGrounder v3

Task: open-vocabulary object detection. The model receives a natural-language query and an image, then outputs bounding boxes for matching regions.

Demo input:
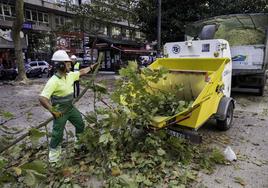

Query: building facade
[0,0,149,71]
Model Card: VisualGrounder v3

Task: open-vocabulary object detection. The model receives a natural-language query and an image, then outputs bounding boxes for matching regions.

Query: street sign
[23,23,32,30]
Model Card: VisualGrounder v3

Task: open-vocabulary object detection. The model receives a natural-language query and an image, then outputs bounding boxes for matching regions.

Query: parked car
[47,62,56,77]
[28,61,49,73]
[0,67,18,80]
[25,64,43,78]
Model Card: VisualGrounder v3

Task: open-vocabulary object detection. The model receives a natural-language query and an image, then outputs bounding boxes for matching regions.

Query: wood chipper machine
[149,39,235,143]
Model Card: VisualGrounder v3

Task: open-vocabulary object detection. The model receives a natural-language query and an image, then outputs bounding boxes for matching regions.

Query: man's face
[65,62,72,72]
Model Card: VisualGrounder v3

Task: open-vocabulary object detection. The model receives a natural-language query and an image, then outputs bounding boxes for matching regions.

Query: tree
[59,0,139,62]
[135,0,268,44]
[65,0,139,34]
[205,0,268,17]
[135,0,209,44]
[12,0,27,81]
[109,0,139,37]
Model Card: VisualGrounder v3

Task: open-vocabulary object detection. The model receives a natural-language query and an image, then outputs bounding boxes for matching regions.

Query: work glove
[51,111,63,119]
[90,63,99,71]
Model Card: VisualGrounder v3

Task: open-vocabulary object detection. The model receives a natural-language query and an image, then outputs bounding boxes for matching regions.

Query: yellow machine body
[149,57,230,129]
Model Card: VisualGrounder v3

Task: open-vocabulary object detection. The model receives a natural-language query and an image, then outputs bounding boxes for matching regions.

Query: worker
[39,50,97,163]
[70,55,80,98]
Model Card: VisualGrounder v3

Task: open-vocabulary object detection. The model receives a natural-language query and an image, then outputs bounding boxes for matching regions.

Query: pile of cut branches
[0,62,226,187]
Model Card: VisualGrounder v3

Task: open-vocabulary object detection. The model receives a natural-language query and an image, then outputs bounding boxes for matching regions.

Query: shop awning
[0,37,27,49]
[111,45,155,54]
[89,35,142,47]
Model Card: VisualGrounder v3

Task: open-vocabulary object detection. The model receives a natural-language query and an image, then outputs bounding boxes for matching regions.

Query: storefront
[94,36,155,71]
[0,28,27,69]
[26,30,52,62]
[55,32,85,57]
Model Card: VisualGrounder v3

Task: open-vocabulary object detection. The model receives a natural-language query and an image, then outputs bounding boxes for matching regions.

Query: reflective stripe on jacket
[74,62,80,71]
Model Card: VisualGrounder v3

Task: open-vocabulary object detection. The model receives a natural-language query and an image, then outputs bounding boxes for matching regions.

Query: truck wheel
[257,85,265,96]
[217,102,234,131]
[257,74,266,96]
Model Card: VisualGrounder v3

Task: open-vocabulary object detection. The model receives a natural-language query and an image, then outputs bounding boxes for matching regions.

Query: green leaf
[118,174,137,188]
[210,148,225,164]
[157,148,166,156]
[73,184,82,188]
[99,132,113,145]
[29,128,46,146]
[0,111,14,119]
[24,170,36,187]
[23,169,46,187]
[234,176,246,186]
[0,156,7,170]
[143,178,153,186]
[0,172,15,183]
[135,173,146,183]
[93,83,107,94]
[21,160,47,174]
[169,180,179,186]
[10,145,23,160]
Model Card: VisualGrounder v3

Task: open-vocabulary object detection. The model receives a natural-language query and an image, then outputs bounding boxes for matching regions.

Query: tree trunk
[91,37,97,63]
[12,0,27,81]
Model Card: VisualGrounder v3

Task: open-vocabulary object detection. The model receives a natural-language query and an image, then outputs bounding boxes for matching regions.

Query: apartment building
[0,0,148,71]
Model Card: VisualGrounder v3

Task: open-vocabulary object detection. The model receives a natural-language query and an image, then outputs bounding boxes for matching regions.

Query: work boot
[49,146,62,163]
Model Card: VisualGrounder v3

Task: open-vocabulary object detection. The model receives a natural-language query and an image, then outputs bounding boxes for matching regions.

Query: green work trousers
[50,106,85,149]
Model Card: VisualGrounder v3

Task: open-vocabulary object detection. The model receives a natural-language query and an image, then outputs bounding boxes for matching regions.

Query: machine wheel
[217,102,234,131]
[257,85,265,96]
[257,74,266,96]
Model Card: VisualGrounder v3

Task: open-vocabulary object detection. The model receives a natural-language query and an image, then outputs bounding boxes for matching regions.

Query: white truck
[186,13,268,95]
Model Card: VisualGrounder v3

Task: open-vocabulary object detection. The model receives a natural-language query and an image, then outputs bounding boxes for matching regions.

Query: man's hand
[90,63,99,71]
[51,111,63,119]
[80,62,99,76]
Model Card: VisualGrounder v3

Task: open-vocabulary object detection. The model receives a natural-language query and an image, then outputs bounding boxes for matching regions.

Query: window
[25,10,49,24]
[135,31,141,39]
[32,11,37,21]
[125,29,130,38]
[44,14,48,23]
[0,5,3,15]
[11,6,15,17]
[38,12,43,22]
[56,0,66,4]
[55,16,65,26]
[3,5,11,17]
[26,10,31,20]
[60,17,64,25]
[38,62,45,66]
[102,26,107,35]
[56,0,79,5]
[55,17,60,25]
[70,38,81,48]
[97,25,107,35]
[30,62,37,67]
[112,26,121,36]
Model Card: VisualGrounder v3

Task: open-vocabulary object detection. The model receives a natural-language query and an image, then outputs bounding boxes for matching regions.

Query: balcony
[0,18,13,27]
[24,0,76,14]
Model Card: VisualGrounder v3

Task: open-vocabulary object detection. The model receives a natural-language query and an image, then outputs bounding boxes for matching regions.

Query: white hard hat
[70,55,77,60]
[51,50,71,62]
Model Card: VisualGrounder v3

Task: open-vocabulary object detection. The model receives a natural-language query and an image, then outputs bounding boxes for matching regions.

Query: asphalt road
[0,75,267,188]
